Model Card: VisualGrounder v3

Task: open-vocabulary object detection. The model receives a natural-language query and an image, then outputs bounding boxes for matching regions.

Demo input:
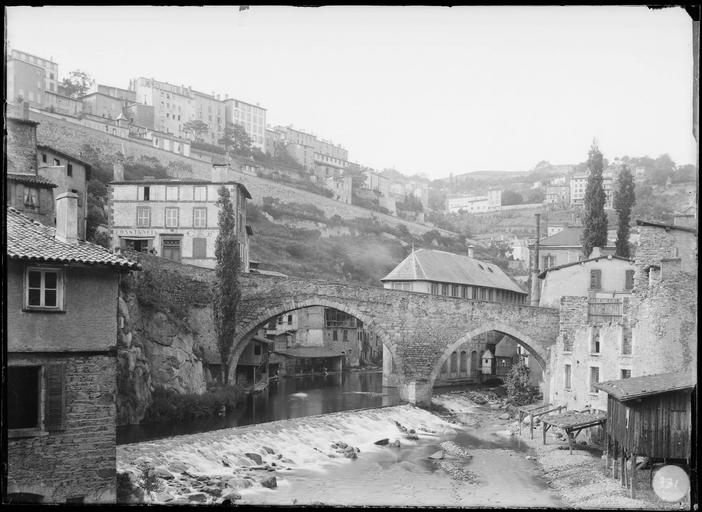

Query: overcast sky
[6,6,697,179]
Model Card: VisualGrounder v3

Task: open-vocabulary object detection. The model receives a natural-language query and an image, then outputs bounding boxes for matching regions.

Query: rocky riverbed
[117,390,690,508]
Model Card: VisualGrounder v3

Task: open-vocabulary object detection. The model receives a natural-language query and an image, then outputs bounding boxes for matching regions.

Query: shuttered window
[192,238,207,259]
[590,269,602,290]
[564,364,572,390]
[8,366,41,430]
[589,367,600,393]
[625,270,635,290]
[45,364,66,431]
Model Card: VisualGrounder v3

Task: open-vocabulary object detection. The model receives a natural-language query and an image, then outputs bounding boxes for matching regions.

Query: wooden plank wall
[606,390,691,460]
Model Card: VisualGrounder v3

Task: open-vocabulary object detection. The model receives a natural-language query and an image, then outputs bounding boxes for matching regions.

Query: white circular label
[652,464,690,502]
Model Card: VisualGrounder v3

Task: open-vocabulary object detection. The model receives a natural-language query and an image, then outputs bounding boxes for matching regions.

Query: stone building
[547,219,697,413]
[224,98,267,150]
[6,104,57,227]
[6,204,139,504]
[108,165,252,270]
[36,145,92,240]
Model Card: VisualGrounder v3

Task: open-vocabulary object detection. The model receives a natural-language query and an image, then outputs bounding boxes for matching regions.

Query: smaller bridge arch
[427,321,548,392]
[228,297,400,383]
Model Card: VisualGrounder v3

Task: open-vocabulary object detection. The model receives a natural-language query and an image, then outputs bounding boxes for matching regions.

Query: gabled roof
[636,219,697,234]
[7,173,58,188]
[594,372,696,401]
[538,254,634,279]
[535,226,615,248]
[380,248,525,294]
[7,207,140,270]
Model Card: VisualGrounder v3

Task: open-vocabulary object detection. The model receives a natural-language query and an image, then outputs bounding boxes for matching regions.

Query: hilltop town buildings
[445,190,502,214]
[224,98,266,151]
[108,165,252,271]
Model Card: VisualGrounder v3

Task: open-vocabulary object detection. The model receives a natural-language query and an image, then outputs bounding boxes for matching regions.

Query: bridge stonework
[234,274,560,405]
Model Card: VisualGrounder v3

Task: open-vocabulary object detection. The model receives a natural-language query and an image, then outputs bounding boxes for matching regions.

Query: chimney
[55,192,79,243]
[22,101,30,120]
[113,156,125,181]
[590,247,601,259]
[467,245,475,258]
[211,164,229,183]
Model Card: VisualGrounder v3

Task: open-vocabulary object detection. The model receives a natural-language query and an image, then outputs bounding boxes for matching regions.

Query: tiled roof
[7,207,140,270]
[7,173,58,188]
[594,372,696,401]
[380,248,525,294]
[111,178,252,199]
[538,255,634,278]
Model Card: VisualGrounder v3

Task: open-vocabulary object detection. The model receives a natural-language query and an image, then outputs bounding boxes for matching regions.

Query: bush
[504,358,538,406]
[143,385,245,424]
[136,461,163,495]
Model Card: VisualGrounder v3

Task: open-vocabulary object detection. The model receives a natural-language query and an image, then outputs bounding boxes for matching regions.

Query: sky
[5,5,697,179]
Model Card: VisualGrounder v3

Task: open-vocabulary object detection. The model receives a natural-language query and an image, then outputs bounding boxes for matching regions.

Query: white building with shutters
[108,170,252,270]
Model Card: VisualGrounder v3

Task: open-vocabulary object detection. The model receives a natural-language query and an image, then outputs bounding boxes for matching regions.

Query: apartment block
[224,98,266,150]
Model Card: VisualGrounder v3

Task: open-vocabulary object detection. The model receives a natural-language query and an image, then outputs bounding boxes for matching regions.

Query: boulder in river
[245,452,264,465]
[405,434,419,441]
[392,440,401,448]
[374,438,390,446]
[262,446,276,454]
[187,493,208,503]
[428,450,444,460]
[499,413,511,420]
[221,491,241,503]
[153,467,174,480]
[260,476,277,489]
[167,461,189,473]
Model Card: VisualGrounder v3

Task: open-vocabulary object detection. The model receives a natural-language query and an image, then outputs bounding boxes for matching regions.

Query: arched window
[441,360,448,374]
[450,351,458,373]
[470,351,478,376]
[460,351,467,374]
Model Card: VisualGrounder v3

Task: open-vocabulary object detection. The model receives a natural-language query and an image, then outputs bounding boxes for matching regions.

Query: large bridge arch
[228,296,401,382]
[427,322,549,391]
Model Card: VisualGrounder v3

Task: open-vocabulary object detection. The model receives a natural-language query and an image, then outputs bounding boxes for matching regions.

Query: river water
[118,373,564,507]
[118,369,399,445]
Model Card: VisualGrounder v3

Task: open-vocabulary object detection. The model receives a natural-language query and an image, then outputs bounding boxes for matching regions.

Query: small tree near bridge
[213,186,241,385]
[504,357,537,406]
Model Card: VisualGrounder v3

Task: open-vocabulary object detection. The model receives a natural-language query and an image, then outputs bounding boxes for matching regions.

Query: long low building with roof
[380,248,527,304]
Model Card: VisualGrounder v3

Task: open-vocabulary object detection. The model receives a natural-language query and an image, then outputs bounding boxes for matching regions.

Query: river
[118,369,399,445]
[118,375,564,507]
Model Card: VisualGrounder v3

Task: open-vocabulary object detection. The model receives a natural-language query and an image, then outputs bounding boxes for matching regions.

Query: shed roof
[635,219,697,234]
[594,372,696,401]
[380,248,525,294]
[7,207,140,270]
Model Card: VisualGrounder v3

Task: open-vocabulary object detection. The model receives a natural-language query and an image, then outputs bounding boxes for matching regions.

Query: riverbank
[433,390,691,510]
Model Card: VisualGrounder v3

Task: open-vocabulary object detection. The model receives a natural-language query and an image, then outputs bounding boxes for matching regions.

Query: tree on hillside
[60,70,95,98]
[212,186,241,385]
[183,120,209,142]
[219,124,252,157]
[581,140,608,258]
[613,165,636,258]
[502,190,524,206]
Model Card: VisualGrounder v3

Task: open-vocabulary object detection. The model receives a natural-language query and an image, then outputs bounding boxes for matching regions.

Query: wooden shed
[594,372,696,497]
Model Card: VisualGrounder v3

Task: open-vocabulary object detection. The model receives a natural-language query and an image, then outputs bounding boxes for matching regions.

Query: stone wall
[7,353,117,503]
[6,117,38,173]
[28,110,452,237]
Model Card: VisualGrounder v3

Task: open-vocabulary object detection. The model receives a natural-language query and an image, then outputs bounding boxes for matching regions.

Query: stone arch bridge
[234,273,560,405]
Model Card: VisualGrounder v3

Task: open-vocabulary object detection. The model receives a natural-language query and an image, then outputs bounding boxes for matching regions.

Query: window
[441,284,449,296]
[66,163,73,177]
[590,269,602,290]
[23,187,40,209]
[621,369,631,379]
[564,364,572,390]
[192,238,207,259]
[25,268,63,310]
[53,158,60,166]
[165,208,179,227]
[621,326,632,355]
[138,186,150,201]
[8,366,40,429]
[430,283,439,295]
[254,344,262,356]
[194,186,207,201]
[343,330,348,342]
[333,330,338,341]
[562,332,573,352]
[542,254,556,268]
[589,367,600,393]
[451,285,459,297]
[591,326,601,354]
[625,270,635,290]
[41,153,47,163]
[136,207,151,227]
[287,315,293,325]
